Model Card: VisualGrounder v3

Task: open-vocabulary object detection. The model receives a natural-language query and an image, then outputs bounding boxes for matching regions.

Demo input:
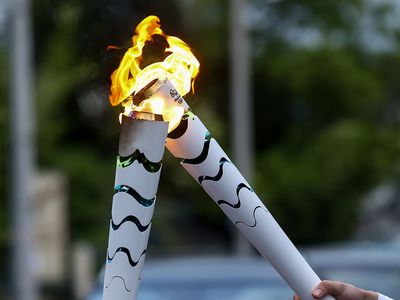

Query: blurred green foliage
[252,0,400,243]
[1,0,400,263]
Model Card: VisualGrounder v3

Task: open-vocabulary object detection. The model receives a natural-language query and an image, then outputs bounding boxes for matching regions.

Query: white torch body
[103,116,168,300]
[167,114,330,300]
[144,78,333,300]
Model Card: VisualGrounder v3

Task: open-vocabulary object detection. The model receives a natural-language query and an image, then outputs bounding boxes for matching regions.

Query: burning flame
[109,15,200,131]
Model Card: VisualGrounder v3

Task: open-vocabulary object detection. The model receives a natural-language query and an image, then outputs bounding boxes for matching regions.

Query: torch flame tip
[110,15,199,132]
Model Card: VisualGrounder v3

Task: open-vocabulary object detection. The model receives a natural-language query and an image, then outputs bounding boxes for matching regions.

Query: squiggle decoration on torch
[182,139,211,165]
[234,206,270,228]
[179,131,266,226]
[111,215,151,232]
[198,157,230,184]
[107,248,147,268]
[105,276,133,292]
[216,182,253,209]
[117,150,161,172]
[114,185,155,207]
[167,116,189,139]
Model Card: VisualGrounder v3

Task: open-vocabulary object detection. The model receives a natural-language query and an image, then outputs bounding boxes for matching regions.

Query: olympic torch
[108,15,334,300]
[102,112,168,300]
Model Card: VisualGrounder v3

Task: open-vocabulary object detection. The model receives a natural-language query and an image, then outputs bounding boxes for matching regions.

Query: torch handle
[166,114,335,300]
[103,118,168,300]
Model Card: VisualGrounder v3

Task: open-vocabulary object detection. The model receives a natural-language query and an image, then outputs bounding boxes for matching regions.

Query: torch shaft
[166,113,333,300]
[103,116,168,300]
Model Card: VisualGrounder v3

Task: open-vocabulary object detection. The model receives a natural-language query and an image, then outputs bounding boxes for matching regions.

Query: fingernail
[312,288,324,298]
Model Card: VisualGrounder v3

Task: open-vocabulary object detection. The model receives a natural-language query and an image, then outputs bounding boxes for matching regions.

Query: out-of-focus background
[1,0,400,299]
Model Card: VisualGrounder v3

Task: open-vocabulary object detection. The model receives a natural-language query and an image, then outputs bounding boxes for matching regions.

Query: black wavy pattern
[105,275,132,292]
[167,117,188,139]
[182,139,211,165]
[168,111,196,139]
[114,185,155,207]
[107,247,146,268]
[198,157,230,184]
[234,205,269,228]
[111,215,150,232]
[117,149,161,172]
[217,183,252,209]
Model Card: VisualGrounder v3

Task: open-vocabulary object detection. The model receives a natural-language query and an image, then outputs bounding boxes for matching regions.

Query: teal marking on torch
[114,185,155,207]
[117,149,161,172]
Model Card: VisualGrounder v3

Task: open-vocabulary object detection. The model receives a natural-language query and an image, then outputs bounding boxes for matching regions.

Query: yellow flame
[109,15,199,131]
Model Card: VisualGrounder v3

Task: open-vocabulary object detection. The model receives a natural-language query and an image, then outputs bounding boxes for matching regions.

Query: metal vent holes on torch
[102,113,168,300]
[131,78,335,300]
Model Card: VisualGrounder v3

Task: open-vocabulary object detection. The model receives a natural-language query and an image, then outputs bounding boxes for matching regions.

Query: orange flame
[109,15,200,131]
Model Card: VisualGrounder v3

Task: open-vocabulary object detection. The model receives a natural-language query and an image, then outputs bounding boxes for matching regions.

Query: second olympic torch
[103,113,168,300]
[108,15,334,300]
[140,78,334,300]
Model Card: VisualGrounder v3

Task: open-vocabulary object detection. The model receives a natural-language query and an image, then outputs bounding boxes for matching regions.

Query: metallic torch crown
[131,77,190,113]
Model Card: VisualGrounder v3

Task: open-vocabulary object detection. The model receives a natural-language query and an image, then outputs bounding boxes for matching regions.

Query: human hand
[293,280,378,300]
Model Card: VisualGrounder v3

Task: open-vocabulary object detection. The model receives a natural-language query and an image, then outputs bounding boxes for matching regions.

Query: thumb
[312,280,345,298]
